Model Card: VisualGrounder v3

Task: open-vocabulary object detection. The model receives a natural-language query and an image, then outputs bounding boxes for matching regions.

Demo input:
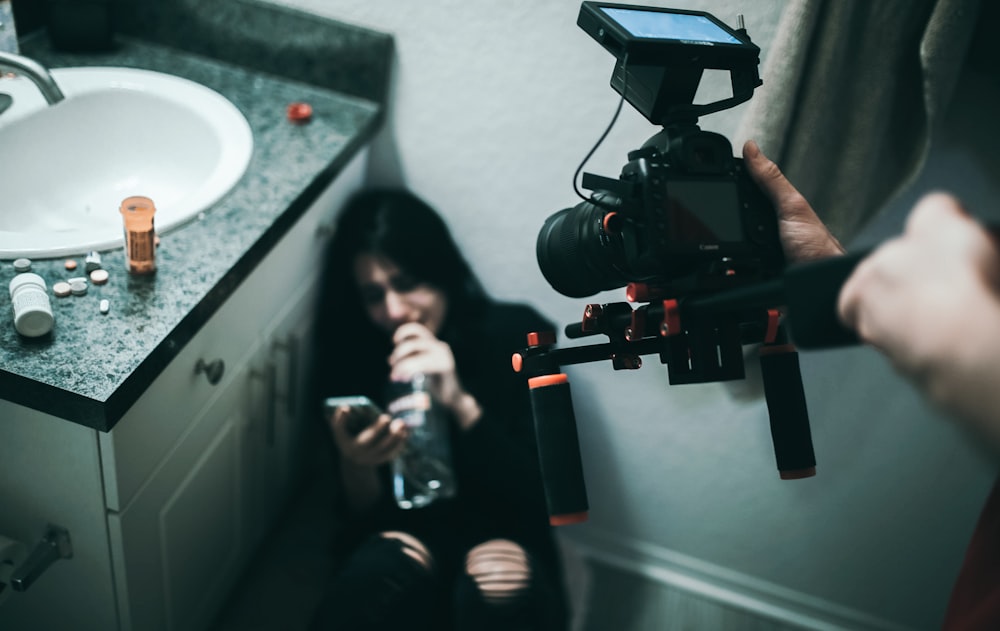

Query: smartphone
[324,395,385,435]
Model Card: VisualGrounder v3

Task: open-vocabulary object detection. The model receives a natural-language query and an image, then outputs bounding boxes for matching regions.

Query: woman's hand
[837,193,1000,444]
[742,140,846,264]
[328,406,408,467]
[389,322,482,429]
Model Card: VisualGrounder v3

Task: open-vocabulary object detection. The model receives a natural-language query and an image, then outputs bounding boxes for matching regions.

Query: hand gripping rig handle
[758,340,816,479]
[527,373,590,525]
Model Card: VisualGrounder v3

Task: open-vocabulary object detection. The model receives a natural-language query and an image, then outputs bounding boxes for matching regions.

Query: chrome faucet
[0,50,65,105]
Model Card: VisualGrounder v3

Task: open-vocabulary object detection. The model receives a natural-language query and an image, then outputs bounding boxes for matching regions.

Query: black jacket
[325,302,566,590]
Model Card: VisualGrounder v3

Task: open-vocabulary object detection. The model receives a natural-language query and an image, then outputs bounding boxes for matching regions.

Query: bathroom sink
[0,67,253,259]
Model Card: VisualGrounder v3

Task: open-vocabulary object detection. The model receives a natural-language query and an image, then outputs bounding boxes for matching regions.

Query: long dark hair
[311,189,492,403]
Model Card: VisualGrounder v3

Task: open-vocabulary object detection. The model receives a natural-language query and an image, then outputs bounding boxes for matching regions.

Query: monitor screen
[599,7,741,45]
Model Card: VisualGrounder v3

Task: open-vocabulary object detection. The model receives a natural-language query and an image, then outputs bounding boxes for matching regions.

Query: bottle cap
[119,196,157,227]
[85,251,102,272]
[287,102,313,123]
[15,308,54,337]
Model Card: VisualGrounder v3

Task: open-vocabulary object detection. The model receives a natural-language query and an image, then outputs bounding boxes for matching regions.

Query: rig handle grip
[759,345,816,479]
[784,252,867,349]
[528,374,589,525]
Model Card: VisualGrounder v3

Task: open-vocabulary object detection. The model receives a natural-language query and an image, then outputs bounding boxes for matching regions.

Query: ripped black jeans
[309,531,566,631]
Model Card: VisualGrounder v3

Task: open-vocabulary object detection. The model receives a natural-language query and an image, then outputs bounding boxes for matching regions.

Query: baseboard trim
[561,527,914,631]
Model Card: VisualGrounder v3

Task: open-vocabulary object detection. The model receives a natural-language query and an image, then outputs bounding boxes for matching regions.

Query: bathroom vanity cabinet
[0,151,366,631]
[0,4,391,627]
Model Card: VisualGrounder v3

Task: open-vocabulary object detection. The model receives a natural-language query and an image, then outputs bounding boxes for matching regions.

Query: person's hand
[328,406,407,467]
[742,140,845,264]
[389,322,482,428]
[838,193,1000,441]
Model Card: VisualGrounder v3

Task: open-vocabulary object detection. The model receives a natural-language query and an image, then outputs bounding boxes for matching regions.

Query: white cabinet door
[242,274,319,551]
[238,148,367,553]
[108,359,252,631]
[0,402,118,631]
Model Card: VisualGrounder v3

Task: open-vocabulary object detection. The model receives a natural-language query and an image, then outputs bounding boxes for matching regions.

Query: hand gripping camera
[515,3,836,526]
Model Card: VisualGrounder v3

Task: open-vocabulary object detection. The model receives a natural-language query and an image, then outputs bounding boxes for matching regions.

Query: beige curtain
[737,0,982,242]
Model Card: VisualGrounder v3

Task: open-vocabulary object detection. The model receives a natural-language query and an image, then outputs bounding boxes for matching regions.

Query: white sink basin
[0,67,253,259]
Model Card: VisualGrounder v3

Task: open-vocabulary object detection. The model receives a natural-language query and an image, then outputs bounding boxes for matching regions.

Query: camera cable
[572,53,629,211]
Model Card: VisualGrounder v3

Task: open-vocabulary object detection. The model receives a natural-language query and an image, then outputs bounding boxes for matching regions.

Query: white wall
[265,1,999,628]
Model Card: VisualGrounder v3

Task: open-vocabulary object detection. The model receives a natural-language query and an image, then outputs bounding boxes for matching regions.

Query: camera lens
[536,200,628,298]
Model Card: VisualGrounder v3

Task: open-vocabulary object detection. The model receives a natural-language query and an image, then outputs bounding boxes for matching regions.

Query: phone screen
[325,396,384,435]
[599,8,741,45]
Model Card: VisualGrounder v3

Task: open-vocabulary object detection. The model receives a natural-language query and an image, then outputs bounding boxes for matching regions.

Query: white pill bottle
[9,273,54,337]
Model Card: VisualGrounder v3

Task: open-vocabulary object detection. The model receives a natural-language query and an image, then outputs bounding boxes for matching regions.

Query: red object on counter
[287,102,313,123]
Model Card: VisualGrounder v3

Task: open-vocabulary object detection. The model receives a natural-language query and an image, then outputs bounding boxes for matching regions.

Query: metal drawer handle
[194,358,225,385]
[250,362,278,447]
[10,525,72,592]
[272,335,300,417]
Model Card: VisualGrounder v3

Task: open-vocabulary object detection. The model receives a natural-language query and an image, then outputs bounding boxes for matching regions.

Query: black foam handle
[783,252,868,349]
[759,348,816,478]
[528,375,589,525]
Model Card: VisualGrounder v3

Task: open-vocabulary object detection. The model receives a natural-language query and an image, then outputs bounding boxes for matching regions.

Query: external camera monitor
[577,1,763,124]
[578,2,758,66]
[600,7,740,44]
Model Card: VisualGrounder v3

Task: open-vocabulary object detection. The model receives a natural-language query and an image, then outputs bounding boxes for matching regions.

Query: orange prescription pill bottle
[119,196,157,275]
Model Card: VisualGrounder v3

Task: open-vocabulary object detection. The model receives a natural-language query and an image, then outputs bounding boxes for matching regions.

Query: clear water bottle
[385,373,457,509]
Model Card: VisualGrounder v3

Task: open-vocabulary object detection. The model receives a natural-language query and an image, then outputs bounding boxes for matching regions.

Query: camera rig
[516,3,833,526]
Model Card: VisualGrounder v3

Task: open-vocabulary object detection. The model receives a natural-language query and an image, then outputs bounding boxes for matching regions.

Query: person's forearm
[339,458,382,515]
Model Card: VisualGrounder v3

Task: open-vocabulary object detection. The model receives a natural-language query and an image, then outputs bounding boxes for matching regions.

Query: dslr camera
[537,2,785,300]
[518,4,818,526]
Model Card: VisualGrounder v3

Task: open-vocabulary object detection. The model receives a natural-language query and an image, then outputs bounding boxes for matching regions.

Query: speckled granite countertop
[0,25,388,431]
